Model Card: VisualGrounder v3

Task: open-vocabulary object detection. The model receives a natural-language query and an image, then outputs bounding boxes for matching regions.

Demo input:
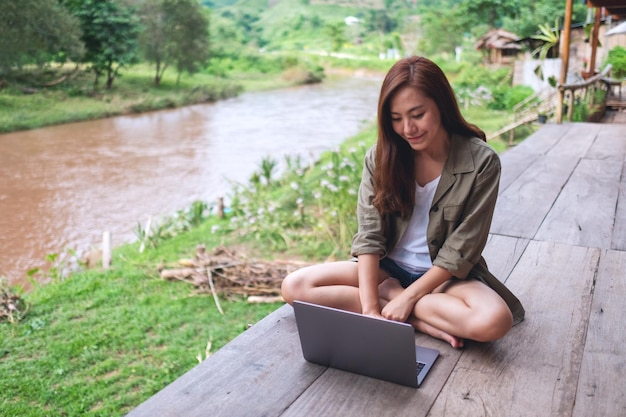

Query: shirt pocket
[443,205,463,222]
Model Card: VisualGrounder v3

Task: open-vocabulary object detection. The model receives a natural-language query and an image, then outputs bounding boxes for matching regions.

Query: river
[0,74,382,288]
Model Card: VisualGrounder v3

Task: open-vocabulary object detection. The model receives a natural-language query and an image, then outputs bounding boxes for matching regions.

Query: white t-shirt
[388,176,440,274]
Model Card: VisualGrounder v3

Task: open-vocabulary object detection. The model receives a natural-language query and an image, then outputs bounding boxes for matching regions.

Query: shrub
[607,46,626,78]
[489,85,534,110]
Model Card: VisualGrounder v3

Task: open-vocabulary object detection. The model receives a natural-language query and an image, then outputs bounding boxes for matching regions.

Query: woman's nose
[404,120,416,135]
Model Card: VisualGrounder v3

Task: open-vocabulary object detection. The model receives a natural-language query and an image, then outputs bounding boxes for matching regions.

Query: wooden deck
[127,122,626,417]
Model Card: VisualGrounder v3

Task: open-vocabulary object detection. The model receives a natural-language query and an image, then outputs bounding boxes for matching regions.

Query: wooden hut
[475,28,522,65]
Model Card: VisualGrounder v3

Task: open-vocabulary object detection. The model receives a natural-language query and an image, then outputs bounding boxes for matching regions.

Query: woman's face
[389,86,447,153]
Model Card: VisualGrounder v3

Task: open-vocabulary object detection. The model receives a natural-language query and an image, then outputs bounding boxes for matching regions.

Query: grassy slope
[0,217,282,416]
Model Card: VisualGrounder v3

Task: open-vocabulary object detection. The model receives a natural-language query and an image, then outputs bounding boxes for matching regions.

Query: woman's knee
[281,269,306,305]
[468,304,513,342]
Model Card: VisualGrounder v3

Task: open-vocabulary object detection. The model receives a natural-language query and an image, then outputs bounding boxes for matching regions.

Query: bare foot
[409,317,464,349]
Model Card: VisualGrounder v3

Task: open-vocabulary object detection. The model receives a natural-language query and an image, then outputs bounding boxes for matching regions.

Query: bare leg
[281,261,388,313]
[378,278,463,348]
[379,277,512,348]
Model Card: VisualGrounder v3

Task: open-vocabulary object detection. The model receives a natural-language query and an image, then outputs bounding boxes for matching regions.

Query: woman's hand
[362,308,386,320]
[381,293,416,323]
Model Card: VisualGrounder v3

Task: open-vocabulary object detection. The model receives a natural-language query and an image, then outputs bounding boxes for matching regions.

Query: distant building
[344,16,361,26]
[475,28,522,65]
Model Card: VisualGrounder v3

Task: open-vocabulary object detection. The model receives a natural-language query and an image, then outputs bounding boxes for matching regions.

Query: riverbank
[0,62,326,134]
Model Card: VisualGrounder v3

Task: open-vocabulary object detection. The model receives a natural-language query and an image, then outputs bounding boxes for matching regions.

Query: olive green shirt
[351,134,525,325]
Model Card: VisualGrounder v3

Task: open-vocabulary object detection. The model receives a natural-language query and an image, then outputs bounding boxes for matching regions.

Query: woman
[281,56,524,348]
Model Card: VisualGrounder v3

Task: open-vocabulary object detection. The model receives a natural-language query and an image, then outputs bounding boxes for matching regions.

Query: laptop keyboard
[416,361,426,374]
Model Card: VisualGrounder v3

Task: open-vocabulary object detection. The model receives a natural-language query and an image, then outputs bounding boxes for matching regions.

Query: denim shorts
[379,257,425,289]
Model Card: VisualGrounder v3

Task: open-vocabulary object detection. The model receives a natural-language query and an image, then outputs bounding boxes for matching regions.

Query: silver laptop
[293,300,439,388]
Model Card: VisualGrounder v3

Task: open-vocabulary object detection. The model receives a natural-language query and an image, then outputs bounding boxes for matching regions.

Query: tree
[74,0,141,89]
[324,22,346,53]
[459,0,520,29]
[365,10,397,35]
[161,0,210,84]
[416,4,465,56]
[138,0,169,85]
[0,0,84,77]
[501,0,588,38]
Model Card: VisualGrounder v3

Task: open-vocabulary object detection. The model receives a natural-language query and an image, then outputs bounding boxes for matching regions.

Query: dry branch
[159,245,309,300]
[1,282,27,323]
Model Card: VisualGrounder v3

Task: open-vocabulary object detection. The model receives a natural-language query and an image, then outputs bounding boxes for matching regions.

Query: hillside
[207,0,415,55]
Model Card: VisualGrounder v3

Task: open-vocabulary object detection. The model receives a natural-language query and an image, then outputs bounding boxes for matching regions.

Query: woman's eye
[412,113,424,119]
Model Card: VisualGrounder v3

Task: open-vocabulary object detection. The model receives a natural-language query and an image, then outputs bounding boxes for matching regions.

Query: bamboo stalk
[206,268,224,315]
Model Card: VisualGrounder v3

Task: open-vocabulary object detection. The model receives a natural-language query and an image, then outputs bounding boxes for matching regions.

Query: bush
[489,85,534,110]
[607,46,626,78]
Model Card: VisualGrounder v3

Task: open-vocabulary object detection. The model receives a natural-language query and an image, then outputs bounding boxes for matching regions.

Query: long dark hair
[372,56,485,217]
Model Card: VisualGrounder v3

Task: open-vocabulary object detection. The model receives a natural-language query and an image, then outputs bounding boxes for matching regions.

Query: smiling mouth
[406,134,425,142]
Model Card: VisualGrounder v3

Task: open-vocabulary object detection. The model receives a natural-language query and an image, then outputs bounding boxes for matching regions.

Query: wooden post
[556,89,565,123]
[556,0,574,125]
[102,231,112,269]
[218,197,224,219]
[560,0,574,87]
[588,7,602,76]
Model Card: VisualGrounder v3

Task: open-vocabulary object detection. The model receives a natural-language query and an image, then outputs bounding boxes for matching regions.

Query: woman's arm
[380,265,452,322]
[357,253,384,317]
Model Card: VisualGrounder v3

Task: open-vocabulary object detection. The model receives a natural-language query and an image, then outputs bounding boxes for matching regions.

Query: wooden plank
[573,250,626,417]
[613,160,626,250]
[583,124,626,161]
[586,124,626,250]
[483,234,530,283]
[498,148,542,192]
[127,304,325,417]
[510,123,571,156]
[491,154,579,239]
[282,334,461,417]
[545,122,600,160]
[535,157,622,249]
[426,240,600,417]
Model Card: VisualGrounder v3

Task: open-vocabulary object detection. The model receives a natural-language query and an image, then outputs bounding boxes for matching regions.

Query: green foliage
[607,46,626,79]
[453,63,510,90]
[415,5,465,55]
[0,65,243,133]
[571,88,606,122]
[531,18,560,60]
[502,0,588,38]
[161,0,211,83]
[0,0,84,76]
[459,0,520,28]
[489,84,534,111]
[325,22,348,52]
[224,135,373,258]
[26,248,83,283]
[74,0,141,89]
[134,201,211,251]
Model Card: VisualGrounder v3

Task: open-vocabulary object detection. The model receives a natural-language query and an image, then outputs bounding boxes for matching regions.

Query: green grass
[0,217,282,416]
[0,62,309,134]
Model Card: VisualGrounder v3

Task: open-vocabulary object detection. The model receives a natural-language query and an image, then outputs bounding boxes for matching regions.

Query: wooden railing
[556,64,613,123]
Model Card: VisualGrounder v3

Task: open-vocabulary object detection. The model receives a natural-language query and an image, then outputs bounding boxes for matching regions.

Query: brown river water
[0,74,382,288]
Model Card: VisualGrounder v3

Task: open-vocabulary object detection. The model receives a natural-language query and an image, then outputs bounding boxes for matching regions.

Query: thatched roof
[475,28,522,50]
